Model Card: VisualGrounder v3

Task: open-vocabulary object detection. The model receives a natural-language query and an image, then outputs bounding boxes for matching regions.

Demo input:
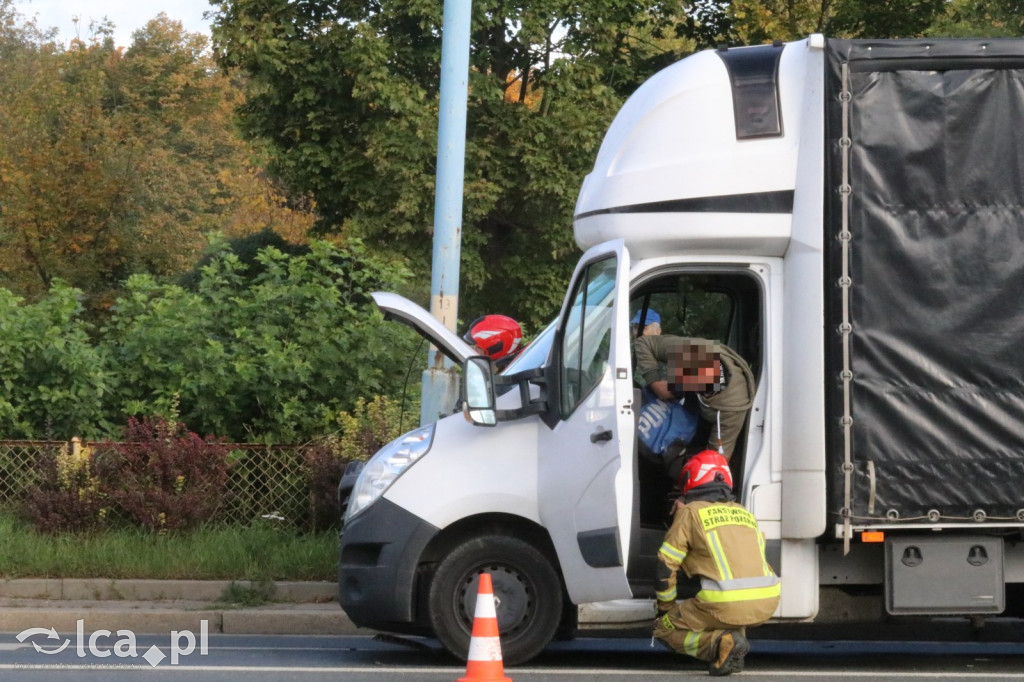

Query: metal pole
[420,0,471,425]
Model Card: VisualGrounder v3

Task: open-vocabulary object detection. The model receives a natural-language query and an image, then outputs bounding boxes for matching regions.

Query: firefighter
[463,314,524,371]
[653,450,780,676]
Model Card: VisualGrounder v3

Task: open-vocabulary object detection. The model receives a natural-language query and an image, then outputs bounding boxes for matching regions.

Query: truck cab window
[630,272,761,382]
[559,257,617,416]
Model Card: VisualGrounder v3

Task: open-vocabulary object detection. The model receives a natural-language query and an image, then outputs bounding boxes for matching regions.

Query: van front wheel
[428,534,562,666]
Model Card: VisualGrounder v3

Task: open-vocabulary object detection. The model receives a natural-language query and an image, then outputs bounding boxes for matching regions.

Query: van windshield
[500,320,556,374]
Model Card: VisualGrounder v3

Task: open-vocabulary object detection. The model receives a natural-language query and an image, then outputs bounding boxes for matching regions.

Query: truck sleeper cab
[339,34,1024,665]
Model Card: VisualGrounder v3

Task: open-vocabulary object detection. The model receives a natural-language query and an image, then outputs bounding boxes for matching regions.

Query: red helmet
[463,315,523,362]
[677,450,733,494]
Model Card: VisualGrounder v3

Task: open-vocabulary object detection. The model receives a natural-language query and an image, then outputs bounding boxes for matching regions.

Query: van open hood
[371,292,475,364]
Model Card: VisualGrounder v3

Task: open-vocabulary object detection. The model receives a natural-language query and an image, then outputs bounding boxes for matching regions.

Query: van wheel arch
[418,517,573,665]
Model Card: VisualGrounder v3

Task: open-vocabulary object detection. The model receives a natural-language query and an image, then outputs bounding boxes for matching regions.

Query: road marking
[0,664,1020,677]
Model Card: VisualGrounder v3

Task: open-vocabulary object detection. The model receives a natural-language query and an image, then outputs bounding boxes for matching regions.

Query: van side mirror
[462,356,497,426]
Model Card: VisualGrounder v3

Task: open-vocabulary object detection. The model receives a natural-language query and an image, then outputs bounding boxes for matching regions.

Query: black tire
[428,534,563,666]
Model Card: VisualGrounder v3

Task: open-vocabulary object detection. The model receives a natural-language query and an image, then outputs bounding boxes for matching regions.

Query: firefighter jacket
[656,498,780,626]
[634,335,755,459]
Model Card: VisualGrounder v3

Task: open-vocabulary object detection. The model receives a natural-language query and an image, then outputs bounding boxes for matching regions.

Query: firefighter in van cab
[634,335,755,463]
[463,314,524,371]
[653,450,780,676]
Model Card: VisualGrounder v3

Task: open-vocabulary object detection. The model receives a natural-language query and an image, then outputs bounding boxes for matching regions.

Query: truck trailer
[337,34,1024,664]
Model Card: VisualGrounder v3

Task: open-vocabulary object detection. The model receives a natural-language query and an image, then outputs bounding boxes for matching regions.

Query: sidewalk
[0,579,370,635]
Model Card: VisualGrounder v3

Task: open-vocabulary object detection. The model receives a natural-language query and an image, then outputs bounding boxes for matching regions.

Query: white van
[338,35,1024,665]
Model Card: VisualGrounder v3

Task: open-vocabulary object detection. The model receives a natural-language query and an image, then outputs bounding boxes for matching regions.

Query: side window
[631,288,733,341]
[559,257,617,416]
[630,272,762,382]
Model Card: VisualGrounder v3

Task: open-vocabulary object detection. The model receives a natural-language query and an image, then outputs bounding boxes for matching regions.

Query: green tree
[0,4,314,316]
[826,0,947,39]
[0,282,113,439]
[103,239,415,442]
[210,0,695,330]
[680,0,951,46]
[927,0,1024,37]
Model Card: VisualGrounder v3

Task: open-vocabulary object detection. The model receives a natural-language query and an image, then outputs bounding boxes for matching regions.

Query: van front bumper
[337,497,439,631]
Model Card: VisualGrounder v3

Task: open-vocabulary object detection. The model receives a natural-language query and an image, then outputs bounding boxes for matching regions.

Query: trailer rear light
[861,531,885,543]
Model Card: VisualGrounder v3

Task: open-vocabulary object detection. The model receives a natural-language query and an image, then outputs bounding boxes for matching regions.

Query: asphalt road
[3,624,1024,681]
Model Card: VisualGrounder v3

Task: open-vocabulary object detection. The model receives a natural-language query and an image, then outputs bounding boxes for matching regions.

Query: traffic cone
[458,573,512,682]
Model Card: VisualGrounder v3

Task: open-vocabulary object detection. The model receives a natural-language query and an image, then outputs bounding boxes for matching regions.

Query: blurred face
[667,343,721,393]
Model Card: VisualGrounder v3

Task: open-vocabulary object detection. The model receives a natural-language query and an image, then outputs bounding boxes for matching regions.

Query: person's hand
[656,601,674,617]
[649,380,673,400]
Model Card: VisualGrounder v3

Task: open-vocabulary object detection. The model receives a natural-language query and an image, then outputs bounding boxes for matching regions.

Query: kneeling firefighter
[653,450,780,676]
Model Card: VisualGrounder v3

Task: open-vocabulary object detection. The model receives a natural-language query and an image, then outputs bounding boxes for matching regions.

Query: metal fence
[0,439,322,528]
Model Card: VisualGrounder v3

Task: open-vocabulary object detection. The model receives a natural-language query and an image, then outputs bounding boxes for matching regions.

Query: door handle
[590,429,613,443]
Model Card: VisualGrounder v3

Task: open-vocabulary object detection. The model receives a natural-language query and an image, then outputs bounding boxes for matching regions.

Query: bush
[104,238,416,443]
[0,284,114,440]
[22,441,106,534]
[336,395,414,462]
[301,439,349,532]
[302,395,415,530]
[92,417,230,532]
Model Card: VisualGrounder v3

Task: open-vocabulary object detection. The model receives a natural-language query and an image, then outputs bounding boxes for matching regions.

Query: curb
[0,580,370,636]
[0,579,337,603]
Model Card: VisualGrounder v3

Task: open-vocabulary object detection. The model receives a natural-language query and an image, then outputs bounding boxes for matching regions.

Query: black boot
[708,630,749,676]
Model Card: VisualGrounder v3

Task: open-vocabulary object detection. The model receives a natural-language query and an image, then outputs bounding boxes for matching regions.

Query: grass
[217,578,278,607]
[0,514,337,581]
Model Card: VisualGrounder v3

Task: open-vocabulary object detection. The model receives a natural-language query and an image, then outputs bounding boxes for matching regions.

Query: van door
[540,239,634,604]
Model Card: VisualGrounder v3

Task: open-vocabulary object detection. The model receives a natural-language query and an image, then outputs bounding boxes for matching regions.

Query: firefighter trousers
[653,598,747,662]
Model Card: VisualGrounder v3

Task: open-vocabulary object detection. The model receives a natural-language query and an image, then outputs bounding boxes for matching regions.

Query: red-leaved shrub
[301,439,349,532]
[92,417,230,531]
[22,443,105,533]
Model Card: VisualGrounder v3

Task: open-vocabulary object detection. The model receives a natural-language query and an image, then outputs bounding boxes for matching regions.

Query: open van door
[540,239,635,604]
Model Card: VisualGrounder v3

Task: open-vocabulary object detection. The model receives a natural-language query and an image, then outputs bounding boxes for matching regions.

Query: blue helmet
[631,309,660,325]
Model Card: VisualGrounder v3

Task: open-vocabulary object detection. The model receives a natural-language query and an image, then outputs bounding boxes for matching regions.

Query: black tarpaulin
[825,39,1024,522]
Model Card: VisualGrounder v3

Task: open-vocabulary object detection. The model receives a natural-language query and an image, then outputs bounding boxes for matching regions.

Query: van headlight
[344,424,435,522]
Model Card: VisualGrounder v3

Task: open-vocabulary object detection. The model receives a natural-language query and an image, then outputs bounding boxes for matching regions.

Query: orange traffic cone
[458,573,512,682]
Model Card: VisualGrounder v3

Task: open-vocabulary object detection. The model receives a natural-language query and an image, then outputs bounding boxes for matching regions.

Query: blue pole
[421,0,471,425]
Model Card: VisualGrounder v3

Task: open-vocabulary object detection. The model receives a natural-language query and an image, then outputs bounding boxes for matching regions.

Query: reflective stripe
[697,582,782,603]
[758,531,774,577]
[659,541,686,563]
[707,530,733,581]
[683,630,701,657]
[701,575,780,593]
[656,587,677,602]
[660,613,675,630]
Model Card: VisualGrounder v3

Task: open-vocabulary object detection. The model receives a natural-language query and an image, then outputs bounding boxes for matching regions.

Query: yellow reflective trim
[656,587,677,602]
[659,541,686,563]
[757,531,774,576]
[660,613,675,630]
[683,631,701,657]
[697,583,781,603]
[697,505,758,532]
[707,530,733,581]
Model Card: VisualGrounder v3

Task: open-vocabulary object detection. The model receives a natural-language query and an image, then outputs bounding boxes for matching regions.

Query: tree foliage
[102,239,414,442]
[210,0,696,330]
[0,3,314,316]
[0,283,112,439]
[0,239,414,442]
[926,0,1024,38]
[720,0,1024,45]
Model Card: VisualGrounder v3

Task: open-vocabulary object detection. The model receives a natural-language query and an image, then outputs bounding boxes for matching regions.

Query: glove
[656,601,674,617]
